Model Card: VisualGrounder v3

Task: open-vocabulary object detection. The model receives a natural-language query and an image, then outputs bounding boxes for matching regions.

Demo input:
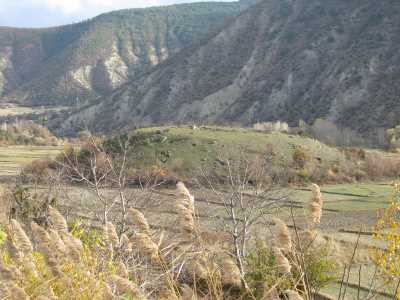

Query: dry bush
[292,147,310,169]
[364,152,400,179]
[0,120,61,146]
[20,159,58,184]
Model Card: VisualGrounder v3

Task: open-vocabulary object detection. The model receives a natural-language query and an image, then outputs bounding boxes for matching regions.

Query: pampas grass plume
[117,261,129,279]
[127,208,151,236]
[274,218,292,251]
[135,233,160,263]
[109,275,144,298]
[10,219,33,255]
[309,183,323,226]
[104,222,119,249]
[221,258,242,288]
[273,248,291,274]
[48,206,68,233]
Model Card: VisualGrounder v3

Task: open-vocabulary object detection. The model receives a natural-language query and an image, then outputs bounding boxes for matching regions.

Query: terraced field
[0,145,63,176]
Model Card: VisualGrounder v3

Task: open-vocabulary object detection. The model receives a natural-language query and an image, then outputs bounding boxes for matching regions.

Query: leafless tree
[197,150,288,282]
[56,135,164,233]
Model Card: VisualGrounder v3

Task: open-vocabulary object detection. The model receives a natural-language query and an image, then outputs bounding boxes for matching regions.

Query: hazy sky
[0,0,235,28]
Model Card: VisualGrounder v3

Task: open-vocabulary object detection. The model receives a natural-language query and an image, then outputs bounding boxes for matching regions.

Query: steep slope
[57,0,400,135]
[0,2,250,106]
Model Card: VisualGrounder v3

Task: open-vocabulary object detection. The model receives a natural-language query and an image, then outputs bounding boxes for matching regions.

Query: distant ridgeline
[0,1,253,107]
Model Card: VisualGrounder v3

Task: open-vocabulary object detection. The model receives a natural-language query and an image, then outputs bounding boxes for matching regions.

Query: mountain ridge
[0,2,251,106]
[55,0,400,137]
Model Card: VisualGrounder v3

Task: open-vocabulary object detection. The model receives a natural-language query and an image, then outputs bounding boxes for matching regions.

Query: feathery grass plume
[31,222,51,245]
[309,202,322,226]
[311,183,322,204]
[176,204,195,237]
[286,290,304,300]
[180,284,196,300]
[309,184,323,225]
[31,222,62,277]
[119,233,133,256]
[126,208,151,236]
[7,283,30,300]
[262,284,280,300]
[4,237,23,264]
[175,182,195,238]
[117,261,129,279]
[48,229,67,256]
[185,257,208,282]
[0,262,21,282]
[274,218,292,252]
[10,220,36,275]
[103,221,119,250]
[60,233,83,261]
[221,257,242,288]
[10,220,33,254]
[134,233,160,264]
[273,247,291,274]
[48,206,68,233]
[109,275,144,299]
[176,182,195,212]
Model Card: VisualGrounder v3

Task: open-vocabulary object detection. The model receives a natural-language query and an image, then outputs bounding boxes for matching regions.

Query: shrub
[293,147,310,169]
[371,184,400,298]
[364,153,400,179]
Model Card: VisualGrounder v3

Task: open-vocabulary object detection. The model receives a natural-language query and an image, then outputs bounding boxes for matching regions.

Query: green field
[0,146,63,176]
[294,183,393,212]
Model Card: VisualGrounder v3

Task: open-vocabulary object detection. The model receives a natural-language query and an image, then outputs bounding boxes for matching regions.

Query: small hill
[103,126,349,183]
[0,2,250,106]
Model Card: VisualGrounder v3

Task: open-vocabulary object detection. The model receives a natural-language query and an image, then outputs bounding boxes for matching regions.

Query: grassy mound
[104,126,348,182]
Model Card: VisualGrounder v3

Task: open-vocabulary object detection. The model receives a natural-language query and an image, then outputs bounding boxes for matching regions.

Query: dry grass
[0,181,391,300]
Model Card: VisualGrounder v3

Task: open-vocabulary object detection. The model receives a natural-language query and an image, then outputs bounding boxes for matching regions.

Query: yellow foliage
[372,183,400,299]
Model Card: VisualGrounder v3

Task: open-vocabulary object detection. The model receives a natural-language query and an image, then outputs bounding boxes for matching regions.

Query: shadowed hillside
[57,0,400,136]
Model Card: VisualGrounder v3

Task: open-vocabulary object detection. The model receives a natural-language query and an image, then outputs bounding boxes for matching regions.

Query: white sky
[0,0,234,28]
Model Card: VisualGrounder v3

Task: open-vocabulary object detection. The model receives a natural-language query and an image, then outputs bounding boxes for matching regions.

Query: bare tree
[56,135,163,233]
[197,150,287,282]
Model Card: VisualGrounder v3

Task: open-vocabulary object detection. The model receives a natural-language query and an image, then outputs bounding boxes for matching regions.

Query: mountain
[0,2,251,107]
[56,0,400,136]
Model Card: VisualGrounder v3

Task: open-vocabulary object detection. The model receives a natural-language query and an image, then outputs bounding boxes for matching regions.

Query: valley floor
[0,143,396,299]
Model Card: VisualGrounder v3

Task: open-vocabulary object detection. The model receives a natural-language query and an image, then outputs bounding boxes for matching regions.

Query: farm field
[0,145,63,176]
